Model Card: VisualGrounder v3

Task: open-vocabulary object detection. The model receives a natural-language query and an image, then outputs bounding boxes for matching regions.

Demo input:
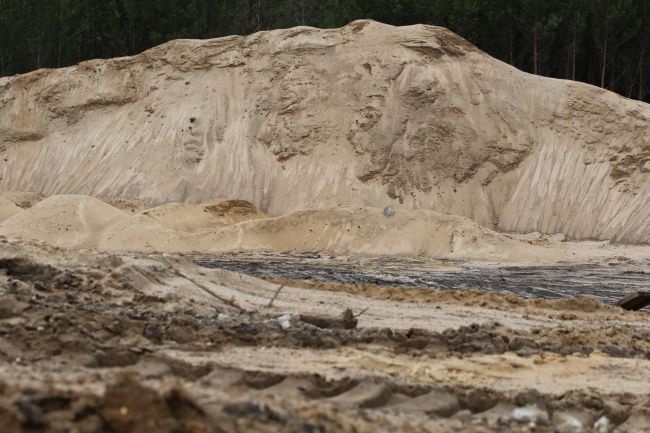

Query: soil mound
[96,206,518,260]
[0,191,46,208]
[0,21,647,242]
[204,207,517,260]
[98,196,150,213]
[201,199,269,225]
[0,194,127,247]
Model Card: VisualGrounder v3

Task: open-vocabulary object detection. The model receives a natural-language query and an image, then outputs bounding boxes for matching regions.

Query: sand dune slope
[0,198,22,222]
[98,200,266,251]
[0,194,648,262]
[1,21,648,242]
[0,191,46,209]
[100,206,518,260]
[0,195,127,247]
[0,193,516,260]
[202,207,517,259]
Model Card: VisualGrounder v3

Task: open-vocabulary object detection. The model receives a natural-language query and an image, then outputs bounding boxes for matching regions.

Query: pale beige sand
[0,194,128,248]
[1,193,648,263]
[0,198,22,222]
[1,21,648,243]
[0,191,46,208]
[175,347,650,396]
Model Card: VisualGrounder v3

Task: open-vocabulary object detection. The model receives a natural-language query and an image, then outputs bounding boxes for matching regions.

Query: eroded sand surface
[1,238,649,433]
[1,193,649,265]
[1,20,649,243]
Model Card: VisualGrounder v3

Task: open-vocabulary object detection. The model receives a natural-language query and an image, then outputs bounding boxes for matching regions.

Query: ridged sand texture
[0,20,648,243]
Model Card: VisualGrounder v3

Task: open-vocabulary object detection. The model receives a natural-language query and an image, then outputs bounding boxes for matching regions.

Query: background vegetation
[1,0,648,102]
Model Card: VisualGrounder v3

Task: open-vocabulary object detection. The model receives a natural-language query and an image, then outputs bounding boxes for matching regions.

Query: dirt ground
[1,236,649,433]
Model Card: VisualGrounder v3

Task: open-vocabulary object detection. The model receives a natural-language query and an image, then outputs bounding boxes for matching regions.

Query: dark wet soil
[193,253,650,304]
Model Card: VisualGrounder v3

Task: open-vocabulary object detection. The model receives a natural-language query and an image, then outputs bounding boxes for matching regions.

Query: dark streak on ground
[192,253,649,305]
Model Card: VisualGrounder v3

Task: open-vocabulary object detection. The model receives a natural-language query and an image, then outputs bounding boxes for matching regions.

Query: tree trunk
[571,17,577,81]
[57,0,63,67]
[601,21,608,88]
[640,48,647,100]
[533,27,539,75]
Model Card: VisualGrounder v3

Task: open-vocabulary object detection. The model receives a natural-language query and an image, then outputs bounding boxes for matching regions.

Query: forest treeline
[0,0,648,102]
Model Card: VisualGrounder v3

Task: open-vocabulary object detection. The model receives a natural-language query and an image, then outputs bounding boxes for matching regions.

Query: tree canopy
[1,0,648,102]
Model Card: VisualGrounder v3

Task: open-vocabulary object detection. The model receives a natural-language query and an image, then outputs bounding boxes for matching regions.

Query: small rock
[277,314,296,330]
[602,399,629,424]
[143,324,162,343]
[512,406,550,425]
[0,297,28,319]
[555,414,584,433]
[454,409,472,421]
[498,415,512,425]
[216,313,230,322]
[383,205,395,217]
[641,160,650,173]
[593,416,610,433]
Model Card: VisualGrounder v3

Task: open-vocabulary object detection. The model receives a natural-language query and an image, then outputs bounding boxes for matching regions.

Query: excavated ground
[1,238,649,432]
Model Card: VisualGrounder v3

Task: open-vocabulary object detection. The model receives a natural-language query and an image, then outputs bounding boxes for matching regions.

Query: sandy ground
[1,193,649,265]
[1,237,649,432]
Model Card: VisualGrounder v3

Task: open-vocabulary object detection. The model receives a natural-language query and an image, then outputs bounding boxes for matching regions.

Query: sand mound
[0,198,22,222]
[0,21,647,243]
[99,205,537,261]
[98,196,150,213]
[0,195,127,248]
[200,199,269,225]
[203,207,519,260]
[1,194,648,262]
[98,199,267,251]
[0,191,46,209]
[137,199,267,232]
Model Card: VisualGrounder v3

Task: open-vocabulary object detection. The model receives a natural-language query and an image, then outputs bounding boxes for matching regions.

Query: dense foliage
[1,0,648,102]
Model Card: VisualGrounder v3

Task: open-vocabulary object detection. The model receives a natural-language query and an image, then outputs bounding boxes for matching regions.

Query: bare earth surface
[1,20,649,433]
[193,251,650,303]
[1,238,650,433]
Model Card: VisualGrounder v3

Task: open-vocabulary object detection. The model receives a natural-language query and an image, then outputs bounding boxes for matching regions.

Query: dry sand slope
[1,193,649,263]
[0,20,648,243]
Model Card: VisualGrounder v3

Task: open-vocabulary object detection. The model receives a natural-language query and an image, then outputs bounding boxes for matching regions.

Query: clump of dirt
[0,191,46,208]
[204,200,262,218]
[98,196,150,213]
[100,375,212,433]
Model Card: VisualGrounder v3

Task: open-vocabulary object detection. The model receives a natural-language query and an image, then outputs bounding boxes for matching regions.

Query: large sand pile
[1,193,648,263]
[0,21,648,243]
